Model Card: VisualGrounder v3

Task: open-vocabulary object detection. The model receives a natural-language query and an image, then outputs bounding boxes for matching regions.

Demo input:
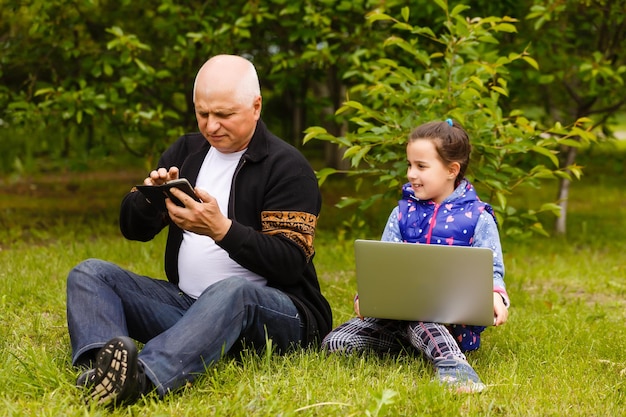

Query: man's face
[194,89,261,153]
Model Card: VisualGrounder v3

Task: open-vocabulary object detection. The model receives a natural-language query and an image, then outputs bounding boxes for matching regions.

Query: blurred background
[1,0,624,241]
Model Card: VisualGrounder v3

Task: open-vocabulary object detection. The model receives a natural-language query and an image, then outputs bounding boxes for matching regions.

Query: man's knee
[199,276,259,301]
[67,258,112,288]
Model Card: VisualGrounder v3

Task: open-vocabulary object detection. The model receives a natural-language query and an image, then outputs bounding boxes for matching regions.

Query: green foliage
[1,0,623,237]
[2,1,623,173]
[0,0,190,171]
[0,0,389,173]
[305,1,597,239]
[515,0,626,128]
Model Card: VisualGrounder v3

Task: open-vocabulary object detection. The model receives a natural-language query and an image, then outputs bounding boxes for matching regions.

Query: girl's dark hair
[408,120,471,185]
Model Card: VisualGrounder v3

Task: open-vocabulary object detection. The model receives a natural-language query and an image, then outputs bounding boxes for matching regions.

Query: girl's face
[406,139,459,204]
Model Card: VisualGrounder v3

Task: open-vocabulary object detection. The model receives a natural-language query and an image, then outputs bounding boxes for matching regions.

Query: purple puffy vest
[397,181,493,246]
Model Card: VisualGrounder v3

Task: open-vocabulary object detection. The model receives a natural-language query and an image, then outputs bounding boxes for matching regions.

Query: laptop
[354,239,495,326]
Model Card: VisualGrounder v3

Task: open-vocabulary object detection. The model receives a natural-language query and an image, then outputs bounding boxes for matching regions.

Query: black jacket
[120,120,332,346]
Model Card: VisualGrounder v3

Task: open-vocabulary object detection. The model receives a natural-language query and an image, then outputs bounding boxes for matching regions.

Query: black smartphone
[136,178,201,209]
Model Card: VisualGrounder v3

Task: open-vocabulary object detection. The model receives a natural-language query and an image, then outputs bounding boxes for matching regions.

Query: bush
[305,2,596,239]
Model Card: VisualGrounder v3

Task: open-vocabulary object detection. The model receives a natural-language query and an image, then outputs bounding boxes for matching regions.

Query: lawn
[0,142,624,416]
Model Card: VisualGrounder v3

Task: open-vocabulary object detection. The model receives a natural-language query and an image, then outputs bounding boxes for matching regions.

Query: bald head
[192,55,263,152]
[193,55,261,107]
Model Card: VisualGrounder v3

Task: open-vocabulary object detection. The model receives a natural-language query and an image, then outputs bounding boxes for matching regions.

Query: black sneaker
[86,336,151,408]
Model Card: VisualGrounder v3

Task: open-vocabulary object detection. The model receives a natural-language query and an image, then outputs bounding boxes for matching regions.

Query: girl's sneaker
[434,357,486,393]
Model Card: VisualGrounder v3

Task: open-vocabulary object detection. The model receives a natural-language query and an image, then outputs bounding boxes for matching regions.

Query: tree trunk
[554,145,579,235]
[313,66,349,170]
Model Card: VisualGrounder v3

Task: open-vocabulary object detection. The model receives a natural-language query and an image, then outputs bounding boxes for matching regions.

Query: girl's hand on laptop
[493,293,508,326]
[354,294,364,320]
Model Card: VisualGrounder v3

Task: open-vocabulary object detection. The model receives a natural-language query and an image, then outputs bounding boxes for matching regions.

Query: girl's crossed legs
[322,317,466,362]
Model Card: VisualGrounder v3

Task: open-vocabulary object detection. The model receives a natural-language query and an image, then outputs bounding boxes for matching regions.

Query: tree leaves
[304,1,598,239]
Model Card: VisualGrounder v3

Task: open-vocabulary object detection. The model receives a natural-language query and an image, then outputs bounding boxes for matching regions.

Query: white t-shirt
[177,147,267,298]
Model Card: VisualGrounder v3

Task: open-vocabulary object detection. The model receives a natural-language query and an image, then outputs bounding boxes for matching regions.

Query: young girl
[322,119,510,393]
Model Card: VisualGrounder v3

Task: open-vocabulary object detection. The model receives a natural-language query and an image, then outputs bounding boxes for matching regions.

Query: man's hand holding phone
[166,187,232,242]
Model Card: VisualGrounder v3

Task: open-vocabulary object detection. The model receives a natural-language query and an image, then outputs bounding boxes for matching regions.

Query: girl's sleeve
[381,206,403,242]
[473,211,510,307]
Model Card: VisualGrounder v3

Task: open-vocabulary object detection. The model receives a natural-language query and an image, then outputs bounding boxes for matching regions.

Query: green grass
[1,145,625,416]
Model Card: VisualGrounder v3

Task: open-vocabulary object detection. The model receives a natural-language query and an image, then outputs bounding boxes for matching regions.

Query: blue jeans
[66,258,302,396]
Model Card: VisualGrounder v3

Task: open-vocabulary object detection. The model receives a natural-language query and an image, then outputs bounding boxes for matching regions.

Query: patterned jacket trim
[261,211,317,260]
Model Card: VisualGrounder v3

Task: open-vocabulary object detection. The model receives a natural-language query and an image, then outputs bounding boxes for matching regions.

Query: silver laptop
[355,239,494,326]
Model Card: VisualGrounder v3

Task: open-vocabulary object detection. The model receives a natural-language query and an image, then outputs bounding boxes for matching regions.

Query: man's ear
[253,95,262,120]
[448,162,461,179]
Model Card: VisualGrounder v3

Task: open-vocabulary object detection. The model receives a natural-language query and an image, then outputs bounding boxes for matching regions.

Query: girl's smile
[406,139,459,204]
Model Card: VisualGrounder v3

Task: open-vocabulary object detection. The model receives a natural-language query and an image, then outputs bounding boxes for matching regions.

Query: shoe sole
[439,376,486,393]
[87,336,138,407]
[76,369,96,388]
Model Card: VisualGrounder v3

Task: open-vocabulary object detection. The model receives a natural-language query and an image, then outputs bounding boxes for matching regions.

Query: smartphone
[160,179,201,206]
[136,178,201,208]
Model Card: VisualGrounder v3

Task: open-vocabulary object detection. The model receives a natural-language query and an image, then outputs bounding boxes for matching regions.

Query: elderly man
[66,55,331,408]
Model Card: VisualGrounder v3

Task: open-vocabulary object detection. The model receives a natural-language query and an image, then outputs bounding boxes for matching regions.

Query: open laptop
[354,239,495,326]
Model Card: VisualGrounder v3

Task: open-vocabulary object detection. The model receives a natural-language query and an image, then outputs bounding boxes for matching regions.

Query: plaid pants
[322,317,484,363]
